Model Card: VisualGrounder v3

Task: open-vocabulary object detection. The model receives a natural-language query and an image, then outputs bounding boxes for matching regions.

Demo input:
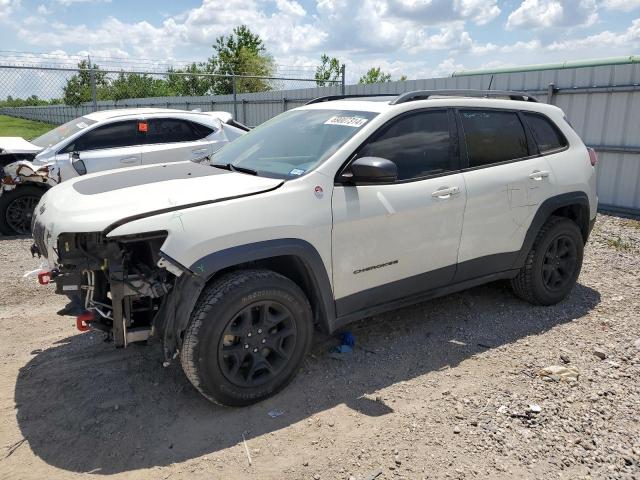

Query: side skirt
[331,269,519,332]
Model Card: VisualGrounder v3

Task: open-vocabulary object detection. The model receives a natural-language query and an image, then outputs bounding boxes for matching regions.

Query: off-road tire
[0,185,44,235]
[180,269,313,406]
[511,216,584,305]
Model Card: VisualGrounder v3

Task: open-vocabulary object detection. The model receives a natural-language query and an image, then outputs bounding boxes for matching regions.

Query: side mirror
[69,151,87,175]
[342,156,397,184]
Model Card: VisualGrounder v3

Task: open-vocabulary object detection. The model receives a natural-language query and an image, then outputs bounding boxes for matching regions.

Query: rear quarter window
[523,112,567,153]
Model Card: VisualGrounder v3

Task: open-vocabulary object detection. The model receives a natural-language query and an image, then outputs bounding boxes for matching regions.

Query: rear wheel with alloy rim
[181,269,313,406]
[511,216,584,305]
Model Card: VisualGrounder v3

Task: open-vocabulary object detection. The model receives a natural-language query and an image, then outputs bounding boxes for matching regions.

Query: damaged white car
[0,108,247,235]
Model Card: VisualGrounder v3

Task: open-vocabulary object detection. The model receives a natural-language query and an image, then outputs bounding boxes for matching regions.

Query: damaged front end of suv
[37,227,209,361]
[31,160,285,363]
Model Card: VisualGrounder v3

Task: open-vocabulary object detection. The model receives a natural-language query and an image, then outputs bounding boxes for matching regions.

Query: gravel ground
[0,213,638,480]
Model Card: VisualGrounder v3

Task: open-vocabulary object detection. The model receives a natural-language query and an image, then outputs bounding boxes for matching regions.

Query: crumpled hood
[0,137,43,154]
[36,161,283,235]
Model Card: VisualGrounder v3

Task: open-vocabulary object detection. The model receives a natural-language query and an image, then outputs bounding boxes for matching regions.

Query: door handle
[119,157,138,164]
[192,148,208,155]
[528,170,550,181]
[431,186,460,199]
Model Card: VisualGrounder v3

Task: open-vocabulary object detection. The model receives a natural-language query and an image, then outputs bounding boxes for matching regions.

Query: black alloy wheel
[218,300,298,388]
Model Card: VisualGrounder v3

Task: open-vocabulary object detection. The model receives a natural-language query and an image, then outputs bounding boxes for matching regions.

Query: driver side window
[356,110,454,181]
[61,121,141,153]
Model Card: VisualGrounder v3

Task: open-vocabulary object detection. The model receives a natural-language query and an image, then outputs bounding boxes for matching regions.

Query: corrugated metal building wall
[2,59,639,213]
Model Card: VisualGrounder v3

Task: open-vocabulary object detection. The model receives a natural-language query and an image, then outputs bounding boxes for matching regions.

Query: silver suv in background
[0,108,247,234]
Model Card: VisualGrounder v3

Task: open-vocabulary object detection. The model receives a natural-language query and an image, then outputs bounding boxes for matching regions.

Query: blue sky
[1,0,640,82]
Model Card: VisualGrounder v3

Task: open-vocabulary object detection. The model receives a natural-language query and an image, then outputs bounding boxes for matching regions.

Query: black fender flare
[157,239,336,360]
[511,191,591,270]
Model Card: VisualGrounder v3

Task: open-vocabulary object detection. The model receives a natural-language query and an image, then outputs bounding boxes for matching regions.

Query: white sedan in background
[0,108,247,234]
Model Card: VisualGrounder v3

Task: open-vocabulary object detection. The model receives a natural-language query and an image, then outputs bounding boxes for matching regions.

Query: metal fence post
[341,64,346,95]
[232,74,238,119]
[547,83,557,105]
[88,58,97,112]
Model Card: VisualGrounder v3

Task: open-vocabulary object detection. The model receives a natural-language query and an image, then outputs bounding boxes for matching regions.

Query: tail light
[587,147,598,167]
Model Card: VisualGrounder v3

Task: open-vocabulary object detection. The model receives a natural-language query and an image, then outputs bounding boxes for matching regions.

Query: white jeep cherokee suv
[31,90,597,406]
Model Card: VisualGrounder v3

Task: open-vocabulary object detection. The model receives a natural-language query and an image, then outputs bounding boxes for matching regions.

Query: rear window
[524,112,567,153]
[460,110,529,167]
[146,119,213,144]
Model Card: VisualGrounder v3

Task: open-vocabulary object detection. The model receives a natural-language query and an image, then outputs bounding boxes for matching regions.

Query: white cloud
[36,4,51,14]
[547,17,640,50]
[600,0,640,11]
[507,0,598,30]
[386,0,501,26]
[55,0,111,5]
[0,0,20,22]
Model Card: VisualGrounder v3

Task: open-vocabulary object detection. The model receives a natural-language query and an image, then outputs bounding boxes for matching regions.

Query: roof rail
[305,94,396,105]
[389,89,538,105]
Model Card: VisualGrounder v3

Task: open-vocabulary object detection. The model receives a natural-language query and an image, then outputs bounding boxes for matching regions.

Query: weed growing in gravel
[606,235,635,251]
[623,219,640,230]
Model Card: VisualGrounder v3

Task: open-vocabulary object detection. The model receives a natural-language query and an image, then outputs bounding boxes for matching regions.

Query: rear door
[454,108,557,280]
[141,118,214,165]
[331,109,467,316]
[63,120,143,173]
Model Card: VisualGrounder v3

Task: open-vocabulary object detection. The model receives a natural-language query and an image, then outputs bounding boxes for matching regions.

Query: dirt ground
[0,213,639,480]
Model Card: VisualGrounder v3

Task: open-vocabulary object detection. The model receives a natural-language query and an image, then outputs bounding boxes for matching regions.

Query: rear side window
[146,119,212,144]
[460,110,528,167]
[71,121,141,151]
[190,121,215,139]
[357,110,452,181]
[523,112,567,153]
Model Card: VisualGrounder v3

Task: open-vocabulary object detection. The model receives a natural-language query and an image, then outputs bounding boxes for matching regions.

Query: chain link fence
[0,56,345,125]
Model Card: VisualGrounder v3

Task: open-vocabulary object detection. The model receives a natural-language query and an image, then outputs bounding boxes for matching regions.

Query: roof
[82,108,234,123]
[298,90,557,115]
[451,55,640,77]
[83,107,190,121]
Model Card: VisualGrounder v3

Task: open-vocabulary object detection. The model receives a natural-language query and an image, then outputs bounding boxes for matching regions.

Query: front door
[331,109,467,316]
[68,120,142,174]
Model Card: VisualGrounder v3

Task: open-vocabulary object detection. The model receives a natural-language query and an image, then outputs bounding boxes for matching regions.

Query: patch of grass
[623,219,640,230]
[0,115,54,140]
[606,235,634,252]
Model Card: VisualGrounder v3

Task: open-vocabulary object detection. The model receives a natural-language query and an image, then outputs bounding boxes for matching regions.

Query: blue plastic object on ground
[341,331,355,347]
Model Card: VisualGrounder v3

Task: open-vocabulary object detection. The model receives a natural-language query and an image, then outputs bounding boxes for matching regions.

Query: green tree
[358,67,392,84]
[109,72,171,101]
[206,25,275,94]
[165,63,213,96]
[62,60,109,106]
[315,54,342,86]
[0,95,61,107]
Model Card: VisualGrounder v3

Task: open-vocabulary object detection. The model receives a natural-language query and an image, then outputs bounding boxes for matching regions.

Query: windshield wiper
[212,163,257,176]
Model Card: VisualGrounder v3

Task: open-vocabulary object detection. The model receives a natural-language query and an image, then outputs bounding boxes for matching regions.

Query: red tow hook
[37,271,51,285]
[37,268,59,285]
[76,310,95,332]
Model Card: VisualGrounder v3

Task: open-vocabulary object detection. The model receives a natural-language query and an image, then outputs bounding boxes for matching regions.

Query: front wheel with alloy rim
[511,216,584,305]
[0,185,44,235]
[180,269,313,406]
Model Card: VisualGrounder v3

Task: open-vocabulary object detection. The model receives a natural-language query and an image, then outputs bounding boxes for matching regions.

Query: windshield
[31,116,97,148]
[210,109,378,178]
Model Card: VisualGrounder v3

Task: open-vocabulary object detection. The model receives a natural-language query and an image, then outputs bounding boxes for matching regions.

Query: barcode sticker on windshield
[324,116,368,128]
